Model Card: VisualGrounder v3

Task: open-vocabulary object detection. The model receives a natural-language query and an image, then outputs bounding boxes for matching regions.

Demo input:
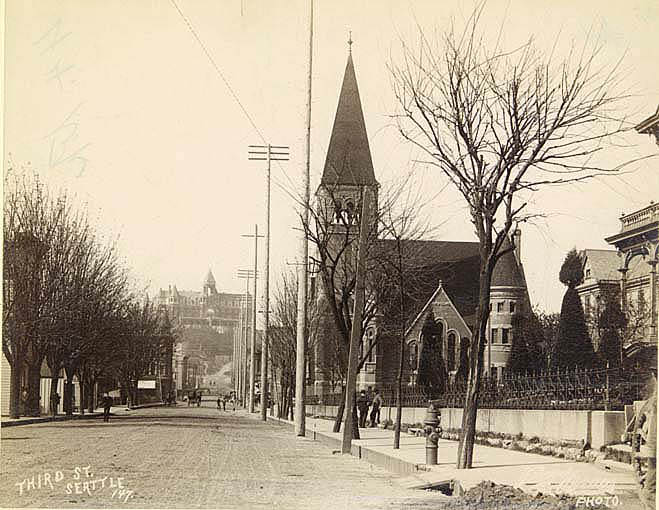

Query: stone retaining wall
[305,405,625,449]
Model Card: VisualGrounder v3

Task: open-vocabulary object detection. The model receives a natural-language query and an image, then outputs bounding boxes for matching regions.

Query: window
[447,332,456,371]
[638,289,646,311]
[584,295,591,316]
[502,328,509,344]
[585,268,591,278]
[497,302,504,313]
[510,301,516,313]
[491,328,499,344]
[363,327,376,363]
[408,341,418,371]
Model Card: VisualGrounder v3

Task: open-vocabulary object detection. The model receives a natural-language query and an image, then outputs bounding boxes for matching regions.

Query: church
[311,46,531,394]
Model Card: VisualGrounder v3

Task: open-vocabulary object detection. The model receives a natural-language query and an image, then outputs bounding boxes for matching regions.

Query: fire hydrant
[424,402,442,465]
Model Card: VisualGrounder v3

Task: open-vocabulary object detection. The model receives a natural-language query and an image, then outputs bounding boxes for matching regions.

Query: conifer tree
[508,312,545,374]
[417,313,448,396]
[555,249,595,369]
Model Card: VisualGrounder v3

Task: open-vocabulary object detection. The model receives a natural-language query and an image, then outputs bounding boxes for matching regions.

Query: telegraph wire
[168,0,300,201]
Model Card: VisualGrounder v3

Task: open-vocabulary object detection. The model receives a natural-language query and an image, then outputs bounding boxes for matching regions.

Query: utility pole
[242,226,263,413]
[295,0,314,438]
[342,186,373,454]
[237,269,256,406]
[249,144,289,421]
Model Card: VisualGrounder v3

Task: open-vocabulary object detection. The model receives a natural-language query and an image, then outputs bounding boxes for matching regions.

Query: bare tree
[375,177,438,449]
[269,269,319,419]
[3,171,61,417]
[390,6,644,468]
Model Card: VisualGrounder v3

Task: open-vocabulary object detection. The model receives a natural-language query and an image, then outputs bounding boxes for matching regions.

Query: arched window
[363,327,376,363]
[333,199,343,224]
[345,200,355,225]
[408,341,418,372]
[447,332,457,371]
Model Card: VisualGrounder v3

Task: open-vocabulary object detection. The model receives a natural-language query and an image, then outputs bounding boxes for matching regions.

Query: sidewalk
[266,413,638,499]
[0,402,166,427]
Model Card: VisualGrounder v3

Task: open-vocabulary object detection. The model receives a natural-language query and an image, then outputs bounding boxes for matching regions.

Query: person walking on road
[216,396,222,411]
[102,393,113,422]
[370,389,382,427]
[51,392,60,417]
[197,392,202,407]
[357,390,370,428]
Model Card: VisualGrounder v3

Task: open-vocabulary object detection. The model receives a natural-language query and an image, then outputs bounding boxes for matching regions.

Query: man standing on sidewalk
[102,393,113,422]
[370,389,382,427]
[357,390,370,428]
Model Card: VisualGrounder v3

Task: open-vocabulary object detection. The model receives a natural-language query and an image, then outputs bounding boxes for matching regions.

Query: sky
[4,0,659,321]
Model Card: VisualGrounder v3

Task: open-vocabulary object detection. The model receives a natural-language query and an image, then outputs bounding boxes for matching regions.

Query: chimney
[512,229,522,263]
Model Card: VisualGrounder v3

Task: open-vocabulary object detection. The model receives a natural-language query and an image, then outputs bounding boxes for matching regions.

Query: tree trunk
[64,368,75,416]
[351,393,360,441]
[333,385,347,432]
[88,377,95,413]
[26,362,42,416]
[456,263,492,469]
[9,358,22,419]
[79,372,85,416]
[394,274,405,449]
[49,374,59,415]
[132,381,139,407]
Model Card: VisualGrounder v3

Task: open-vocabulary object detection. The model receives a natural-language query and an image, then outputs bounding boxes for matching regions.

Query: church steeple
[321,44,377,187]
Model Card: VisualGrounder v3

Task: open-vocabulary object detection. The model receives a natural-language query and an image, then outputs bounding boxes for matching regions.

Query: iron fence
[304,367,653,411]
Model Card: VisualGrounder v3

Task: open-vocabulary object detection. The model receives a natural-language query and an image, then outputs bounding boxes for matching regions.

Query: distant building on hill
[154,270,252,392]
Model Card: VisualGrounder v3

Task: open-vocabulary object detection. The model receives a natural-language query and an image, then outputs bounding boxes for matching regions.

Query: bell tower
[313,39,379,394]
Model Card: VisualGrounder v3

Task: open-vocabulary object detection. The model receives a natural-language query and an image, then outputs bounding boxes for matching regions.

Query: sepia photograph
[1,1,658,509]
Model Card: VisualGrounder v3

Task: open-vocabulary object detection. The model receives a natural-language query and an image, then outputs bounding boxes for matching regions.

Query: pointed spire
[321,45,377,187]
[204,268,216,287]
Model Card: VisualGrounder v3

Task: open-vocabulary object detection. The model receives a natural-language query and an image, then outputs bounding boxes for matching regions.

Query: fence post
[605,361,610,411]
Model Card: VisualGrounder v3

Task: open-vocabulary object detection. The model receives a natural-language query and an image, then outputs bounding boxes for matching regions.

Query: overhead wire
[168,0,300,203]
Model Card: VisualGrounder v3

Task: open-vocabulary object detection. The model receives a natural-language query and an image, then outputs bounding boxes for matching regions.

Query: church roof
[204,269,216,287]
[375,239,481,329]
[321,53,377,187]
[376,237,528,331]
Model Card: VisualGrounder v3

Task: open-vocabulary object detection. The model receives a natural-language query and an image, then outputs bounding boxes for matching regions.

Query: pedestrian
[357,390,369,428]
[197,392,202,407]
[370,389,382,427]
[102,393,113,423]
[51,392,61,417]
[216,396,222,410]
[222,396,226,411]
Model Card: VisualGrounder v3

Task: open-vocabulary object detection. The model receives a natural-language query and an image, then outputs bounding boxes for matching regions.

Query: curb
[267,415,424,476]
[1,402,167,427]
[1,412,103,428]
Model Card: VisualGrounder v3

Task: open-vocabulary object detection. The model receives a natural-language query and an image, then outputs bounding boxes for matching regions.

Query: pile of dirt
[440,481,577,510]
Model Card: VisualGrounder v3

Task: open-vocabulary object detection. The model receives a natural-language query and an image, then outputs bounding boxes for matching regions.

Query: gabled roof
[321,53,377,187]
[581,249,620,282]
[375,237,529,332]
[375,239,481,330]
[635,104,659,134]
